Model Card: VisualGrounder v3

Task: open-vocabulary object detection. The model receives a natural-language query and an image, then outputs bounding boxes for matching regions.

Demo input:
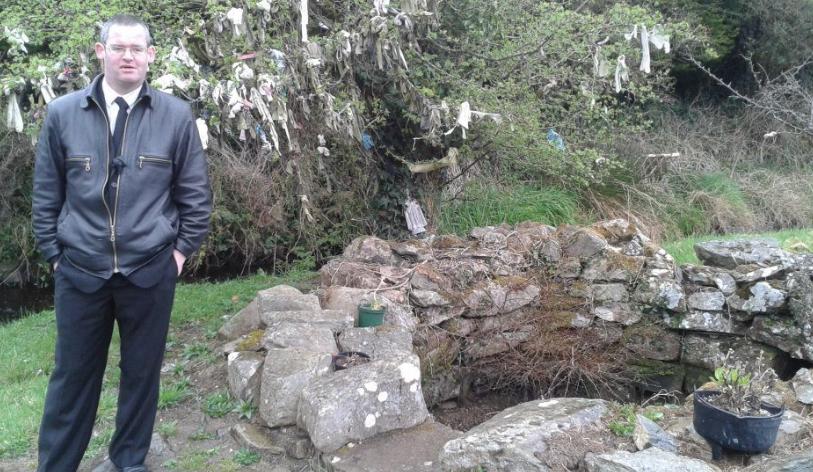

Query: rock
[439,398,609,472]
[591,219,640,245]
[624,323,681,361]
[463,330,531,360]
[259,348,333,427]
[432,258,492,289]
[774,410,810,449]
[792,368,813,404]
[260,309,354,334]
[462,279,540,317]
[338,326,414,360]
[556,257,582,278]
[422,366,461,407]
[663,416,713,462]
[321,420,461,472]
[666,311,747,335]
[680,334,784,372]
[582,252,645,283]
[787,271,813,338]
[230,423,285,457]
[633,414,677,453]
[343,236,396,264]
[585,447,720,472]
[694,239,790,270]
[390,240,433,262]
[591,284,629,303]
[218,298,261,340]
[742,449,813,472]
[748,316,808,360]
[262,322,338,353]
[593,303,641,325]
[410,265,451,292]
[734,265,785,283]
[227,351,264,405]
[221,330,264,356]
[418,306,465,326]
[681,265,737,296]
[727,281,786,315]
[410,289,451,308]
[687,289,726,311]
[257,285,321,314]
[562,228,608,259]
[297,354,429,452]
[319,260,407,289]
[636,279,684,312]
[263,426,314,460]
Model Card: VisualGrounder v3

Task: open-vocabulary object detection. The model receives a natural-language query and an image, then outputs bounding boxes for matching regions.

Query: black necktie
[112,97,129,158]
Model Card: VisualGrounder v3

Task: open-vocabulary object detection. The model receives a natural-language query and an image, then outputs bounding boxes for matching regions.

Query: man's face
[94,24,156,94]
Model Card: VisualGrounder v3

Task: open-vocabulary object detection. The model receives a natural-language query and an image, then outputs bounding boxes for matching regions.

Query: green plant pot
[357,304,386,327]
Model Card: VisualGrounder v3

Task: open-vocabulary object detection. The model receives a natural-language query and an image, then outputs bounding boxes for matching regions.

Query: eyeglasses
[106,44,148,57]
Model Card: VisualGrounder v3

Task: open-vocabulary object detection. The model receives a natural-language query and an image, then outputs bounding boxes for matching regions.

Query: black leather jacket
[32,75,211,277]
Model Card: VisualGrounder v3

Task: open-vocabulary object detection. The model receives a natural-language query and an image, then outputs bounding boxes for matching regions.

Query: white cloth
[640,25,651,74]
[101,79,141,134]
[404,199,427,235]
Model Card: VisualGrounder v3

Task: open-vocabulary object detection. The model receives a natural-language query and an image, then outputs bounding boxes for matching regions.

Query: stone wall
[316,220,813,406]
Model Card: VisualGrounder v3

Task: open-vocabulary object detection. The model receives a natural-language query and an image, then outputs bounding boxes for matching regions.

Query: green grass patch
[437,184,581,236]
[0,271,315,460]
[663,228,813,265]
[233,448,261,466]
[203,391,234,419]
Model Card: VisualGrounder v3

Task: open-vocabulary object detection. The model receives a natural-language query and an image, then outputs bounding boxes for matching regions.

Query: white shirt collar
[101,78,142,109]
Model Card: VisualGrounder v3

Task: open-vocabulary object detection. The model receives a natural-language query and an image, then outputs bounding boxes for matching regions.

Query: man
[32,14,211,472]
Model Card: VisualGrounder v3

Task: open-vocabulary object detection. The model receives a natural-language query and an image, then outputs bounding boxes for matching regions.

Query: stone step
[320,420,462,472]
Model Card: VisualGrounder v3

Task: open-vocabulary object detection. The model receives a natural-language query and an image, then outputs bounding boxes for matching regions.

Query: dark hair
[100,14,152,46]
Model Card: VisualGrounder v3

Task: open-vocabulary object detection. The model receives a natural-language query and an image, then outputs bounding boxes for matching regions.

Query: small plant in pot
[693,351,784,460]
[357,294,386,327]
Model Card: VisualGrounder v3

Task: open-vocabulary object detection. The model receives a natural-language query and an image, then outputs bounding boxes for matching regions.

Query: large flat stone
[227,351,264,405]
[681,333,784,372]
[218,298,261,340]
[260,309,353,333]
[298,354,429,452]
[439,398,608,471]
[257,284,321,313]
[338,326,413,360]
[584,447,720,472]
[259,348,333,427]
[320,420,461,472]
[262,322,338,353]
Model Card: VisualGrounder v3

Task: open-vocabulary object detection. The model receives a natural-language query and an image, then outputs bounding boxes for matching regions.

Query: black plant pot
[693,390,784,460]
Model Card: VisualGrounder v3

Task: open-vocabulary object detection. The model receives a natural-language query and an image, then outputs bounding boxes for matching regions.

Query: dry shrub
[735,170,813,229]
[472,278,633,400]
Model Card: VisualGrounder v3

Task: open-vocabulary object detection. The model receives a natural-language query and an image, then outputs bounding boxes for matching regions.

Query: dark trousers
[37,258,177,472]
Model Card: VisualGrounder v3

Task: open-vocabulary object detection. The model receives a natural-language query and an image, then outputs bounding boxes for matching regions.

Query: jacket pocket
[138,155,172,168]
[66,155,91,172]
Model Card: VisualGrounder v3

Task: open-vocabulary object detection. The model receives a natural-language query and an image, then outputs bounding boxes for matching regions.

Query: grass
[438,184,581,236]
[662,228,813,265]
[202,391,234,419]
[0,271,315,460]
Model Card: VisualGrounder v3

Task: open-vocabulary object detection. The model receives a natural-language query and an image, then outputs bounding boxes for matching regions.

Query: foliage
[203,391,234,418]
[662,228,813,265]
[706,350,778,416]
[0,0,697,279]
[232,448,261,466]
[438,184,582,236]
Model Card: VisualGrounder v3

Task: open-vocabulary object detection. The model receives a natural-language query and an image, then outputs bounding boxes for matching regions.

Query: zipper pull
[84,158,91,172]
[110,224,116,242]
[138,156,143,169]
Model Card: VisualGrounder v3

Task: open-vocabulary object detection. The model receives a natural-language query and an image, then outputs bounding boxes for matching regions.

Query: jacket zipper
[66,157,91,171]
[91,97,143,273]
[138,156,171,168]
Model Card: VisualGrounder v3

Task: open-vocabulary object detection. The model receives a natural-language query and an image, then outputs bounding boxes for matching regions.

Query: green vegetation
[607,403,664,438]
[232,448,261,466]
[202,391,234,419]
[663,228,813,265]
[0,271,314,460]
[438,185,582,235]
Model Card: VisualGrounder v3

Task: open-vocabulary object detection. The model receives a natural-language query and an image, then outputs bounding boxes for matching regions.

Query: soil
[430,390,527,431]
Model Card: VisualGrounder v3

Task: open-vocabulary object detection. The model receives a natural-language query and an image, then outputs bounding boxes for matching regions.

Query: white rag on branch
[404,199,427,235]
